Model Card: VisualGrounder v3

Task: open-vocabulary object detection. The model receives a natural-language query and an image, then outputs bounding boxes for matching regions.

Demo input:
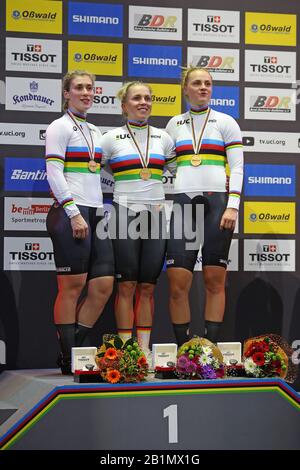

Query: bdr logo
[245,88,296,120]
[129,6,182,40]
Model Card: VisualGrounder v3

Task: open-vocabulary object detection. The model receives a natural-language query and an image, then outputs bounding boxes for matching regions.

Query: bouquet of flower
[243,334,297,383]
[175,336,225,380]
[95,334,149,384]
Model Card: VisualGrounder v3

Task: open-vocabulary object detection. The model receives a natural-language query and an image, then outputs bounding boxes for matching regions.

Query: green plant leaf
[113,336,123,350]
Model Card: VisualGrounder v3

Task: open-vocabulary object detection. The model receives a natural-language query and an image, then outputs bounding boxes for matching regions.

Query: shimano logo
[73,15,119,24]
[132,57,178,66]
[248,176,291,185]
[210,98,235,106]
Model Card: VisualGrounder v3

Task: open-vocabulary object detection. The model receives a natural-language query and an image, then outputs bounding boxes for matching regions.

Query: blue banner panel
[128,44,182,78]
[68,2,123,37]
[244,164,296,197]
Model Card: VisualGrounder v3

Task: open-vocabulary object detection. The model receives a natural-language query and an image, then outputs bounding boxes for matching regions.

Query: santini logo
[132,57,178,66]
[11,169,47,180]
[248,176,292,184]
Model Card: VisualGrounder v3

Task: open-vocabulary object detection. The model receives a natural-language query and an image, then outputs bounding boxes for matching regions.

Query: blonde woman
[101,81,176,360]
[166,67,243,345]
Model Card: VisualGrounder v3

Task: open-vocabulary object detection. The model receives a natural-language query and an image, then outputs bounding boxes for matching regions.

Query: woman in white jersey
[166,67,243,345]
[101,82,176,361]
[46,71,114,374]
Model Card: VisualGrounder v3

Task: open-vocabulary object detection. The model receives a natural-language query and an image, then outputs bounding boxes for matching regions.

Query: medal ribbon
[67,110,95,163]
[190,108,211,155]
[126,122,150,169]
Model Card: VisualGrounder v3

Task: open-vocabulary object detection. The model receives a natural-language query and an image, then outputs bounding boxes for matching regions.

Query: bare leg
[115,281,137,331]
[135,283,155,352]
[167,267,193,345]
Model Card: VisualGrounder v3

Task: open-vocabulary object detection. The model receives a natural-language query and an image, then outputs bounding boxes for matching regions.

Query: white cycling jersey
[101,121,176,205]
[45,111,103,218]
[166,107,243,210]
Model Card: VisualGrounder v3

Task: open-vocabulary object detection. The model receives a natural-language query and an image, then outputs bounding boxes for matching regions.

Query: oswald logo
[74,53,82,62]
[251,23,291,33]
[12,10,21,19]
[80,53,117,63]
[152,95,176,103]
[12,10,57,20]
[252,212,290,221]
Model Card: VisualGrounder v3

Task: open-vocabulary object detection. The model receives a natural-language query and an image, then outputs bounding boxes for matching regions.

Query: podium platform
[0,369,299,450]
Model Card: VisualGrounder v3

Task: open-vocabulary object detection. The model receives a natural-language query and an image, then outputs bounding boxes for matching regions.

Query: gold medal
[191,155,202,167]
[88,160,98,173]
[140,168,152,180]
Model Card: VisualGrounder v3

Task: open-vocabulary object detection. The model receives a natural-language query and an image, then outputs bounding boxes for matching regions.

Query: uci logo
[249,213,257,222]
[12,10,21,19]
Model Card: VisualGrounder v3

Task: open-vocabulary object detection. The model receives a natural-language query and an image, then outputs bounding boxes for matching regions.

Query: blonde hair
[117,81,152,115]
[62,70,95,112]
[181,66,213,90]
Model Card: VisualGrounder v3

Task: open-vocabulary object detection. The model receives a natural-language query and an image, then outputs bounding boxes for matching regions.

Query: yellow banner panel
[244,201,295,234]
[149,83,181,117]
[6,0,62,34]
[68,41,123,76]
[245,12,296,46]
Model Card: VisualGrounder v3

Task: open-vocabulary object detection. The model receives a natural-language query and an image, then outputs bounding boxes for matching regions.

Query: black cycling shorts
[166,192,233,272]
[110,202,167,284]
[46,204,114,279]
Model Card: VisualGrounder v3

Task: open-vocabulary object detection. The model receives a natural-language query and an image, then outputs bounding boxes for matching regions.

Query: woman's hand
[70,214,89,239]
[220,208,238,231]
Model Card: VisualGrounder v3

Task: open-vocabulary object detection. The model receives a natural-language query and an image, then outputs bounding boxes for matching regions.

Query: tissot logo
[188,10,240,43]
[265,56,277,63]
[244,50,296,84]
[4,237,55,270]
[244,239,295,272]
[207,16,221,23]
[6,37,62,73]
